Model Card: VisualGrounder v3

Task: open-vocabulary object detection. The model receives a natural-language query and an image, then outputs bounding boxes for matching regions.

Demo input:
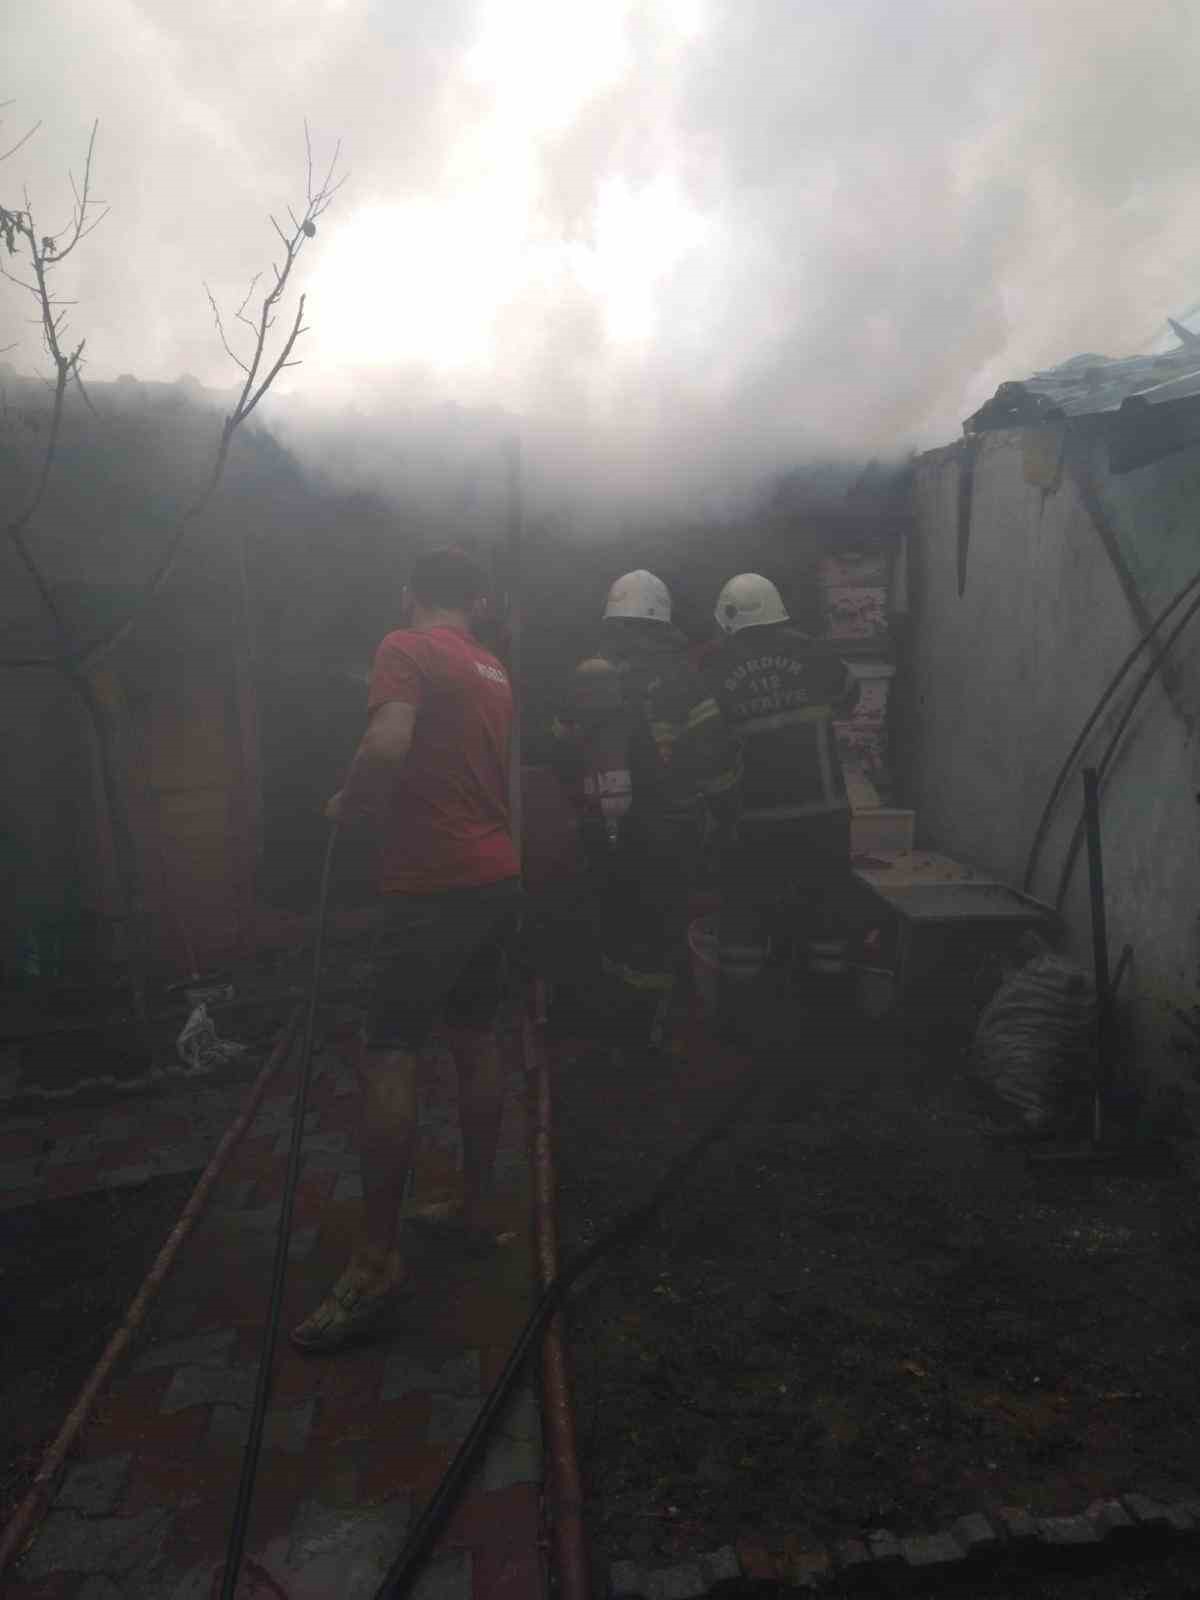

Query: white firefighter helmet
[714,573,789,634]
[603,569,672,623]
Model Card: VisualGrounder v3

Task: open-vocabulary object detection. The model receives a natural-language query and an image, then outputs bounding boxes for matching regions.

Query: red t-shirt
[368,625,520,894]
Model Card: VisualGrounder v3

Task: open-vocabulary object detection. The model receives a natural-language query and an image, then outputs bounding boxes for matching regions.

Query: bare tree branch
[1,113,89,642]
[1,119,344,680]
[0,118,39,164]
[72,363,97,414]
[4,341,78,642]
[0,260,41,295]
[215,134,343,434]
[69,127,344,672]
[239,295,307,421]
[233,272,261,337]
[205,280,250,375]
[1,117,123,653]
[0,113,147,1023]
[42,121,105,265]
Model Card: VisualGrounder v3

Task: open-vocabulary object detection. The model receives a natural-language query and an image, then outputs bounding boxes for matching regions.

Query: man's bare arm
[327,701,417,826]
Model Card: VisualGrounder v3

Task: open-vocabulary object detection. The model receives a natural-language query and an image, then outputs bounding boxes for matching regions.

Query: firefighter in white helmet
[550,571,740,1051]
[601,568,672,623]
[707,573,859,1040]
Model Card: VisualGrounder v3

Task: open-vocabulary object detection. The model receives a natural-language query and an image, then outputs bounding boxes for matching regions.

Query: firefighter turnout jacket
[708,624,858,827]
[552,620,741,850]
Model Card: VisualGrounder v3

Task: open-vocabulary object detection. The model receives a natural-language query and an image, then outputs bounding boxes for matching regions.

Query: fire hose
[368,1028,764,1599]
[211,824,765,1598]
[0,1012,304,1584]
[0,817,763,1595]
[219,824,340,1599]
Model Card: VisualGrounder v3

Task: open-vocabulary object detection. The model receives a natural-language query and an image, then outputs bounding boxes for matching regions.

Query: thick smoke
[4,0,1200,521]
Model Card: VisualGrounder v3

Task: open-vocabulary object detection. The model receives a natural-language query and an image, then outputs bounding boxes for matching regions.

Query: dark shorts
[365,878,523,1051]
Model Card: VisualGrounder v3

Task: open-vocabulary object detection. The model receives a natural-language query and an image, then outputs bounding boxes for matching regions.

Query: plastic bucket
[689,914,768,1019]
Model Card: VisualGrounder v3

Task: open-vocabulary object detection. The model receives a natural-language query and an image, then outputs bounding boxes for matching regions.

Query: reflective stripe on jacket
[554,621,741,834]
[708,624,856,822]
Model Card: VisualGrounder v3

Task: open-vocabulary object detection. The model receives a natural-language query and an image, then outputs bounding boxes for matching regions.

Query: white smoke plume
[4,0,1200,521]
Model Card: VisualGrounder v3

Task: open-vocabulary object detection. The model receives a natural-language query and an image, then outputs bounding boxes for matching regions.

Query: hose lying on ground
[219,826,340,1600]
[371,1042,766,1600]
[210,811,763,1598]
[0,1006,303,1584]
[527,995,590,1600]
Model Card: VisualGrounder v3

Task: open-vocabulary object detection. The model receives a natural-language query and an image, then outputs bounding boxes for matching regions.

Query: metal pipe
[1083,767,1113,1145]
[1050,581,1200,909]
[1022,557,1200,895]
[0,1008,302,1580]
[528,980,592,1600]
[1063,433,1188,724]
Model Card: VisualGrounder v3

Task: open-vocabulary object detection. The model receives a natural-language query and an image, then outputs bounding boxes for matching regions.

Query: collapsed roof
[963,311,1200,472]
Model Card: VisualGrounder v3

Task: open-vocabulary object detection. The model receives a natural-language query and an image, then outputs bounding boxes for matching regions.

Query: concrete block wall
[909,421,1200,1093]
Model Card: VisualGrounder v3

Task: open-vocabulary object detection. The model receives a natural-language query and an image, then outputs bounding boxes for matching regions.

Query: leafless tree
[1,111,343,1024]
[1,114,105,636]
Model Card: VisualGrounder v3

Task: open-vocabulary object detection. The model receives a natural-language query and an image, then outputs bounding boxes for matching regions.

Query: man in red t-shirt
[292,546,521,1353]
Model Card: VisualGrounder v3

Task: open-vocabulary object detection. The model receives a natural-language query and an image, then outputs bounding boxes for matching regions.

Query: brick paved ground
[5,1028,545,1599]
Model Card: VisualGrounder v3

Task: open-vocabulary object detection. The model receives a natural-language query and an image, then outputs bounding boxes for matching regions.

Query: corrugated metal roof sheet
[966,328,1200,433]
[1023,348,1200,415]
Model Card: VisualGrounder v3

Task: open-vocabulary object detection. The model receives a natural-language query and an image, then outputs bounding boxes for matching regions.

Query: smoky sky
[4,0,1200,520]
